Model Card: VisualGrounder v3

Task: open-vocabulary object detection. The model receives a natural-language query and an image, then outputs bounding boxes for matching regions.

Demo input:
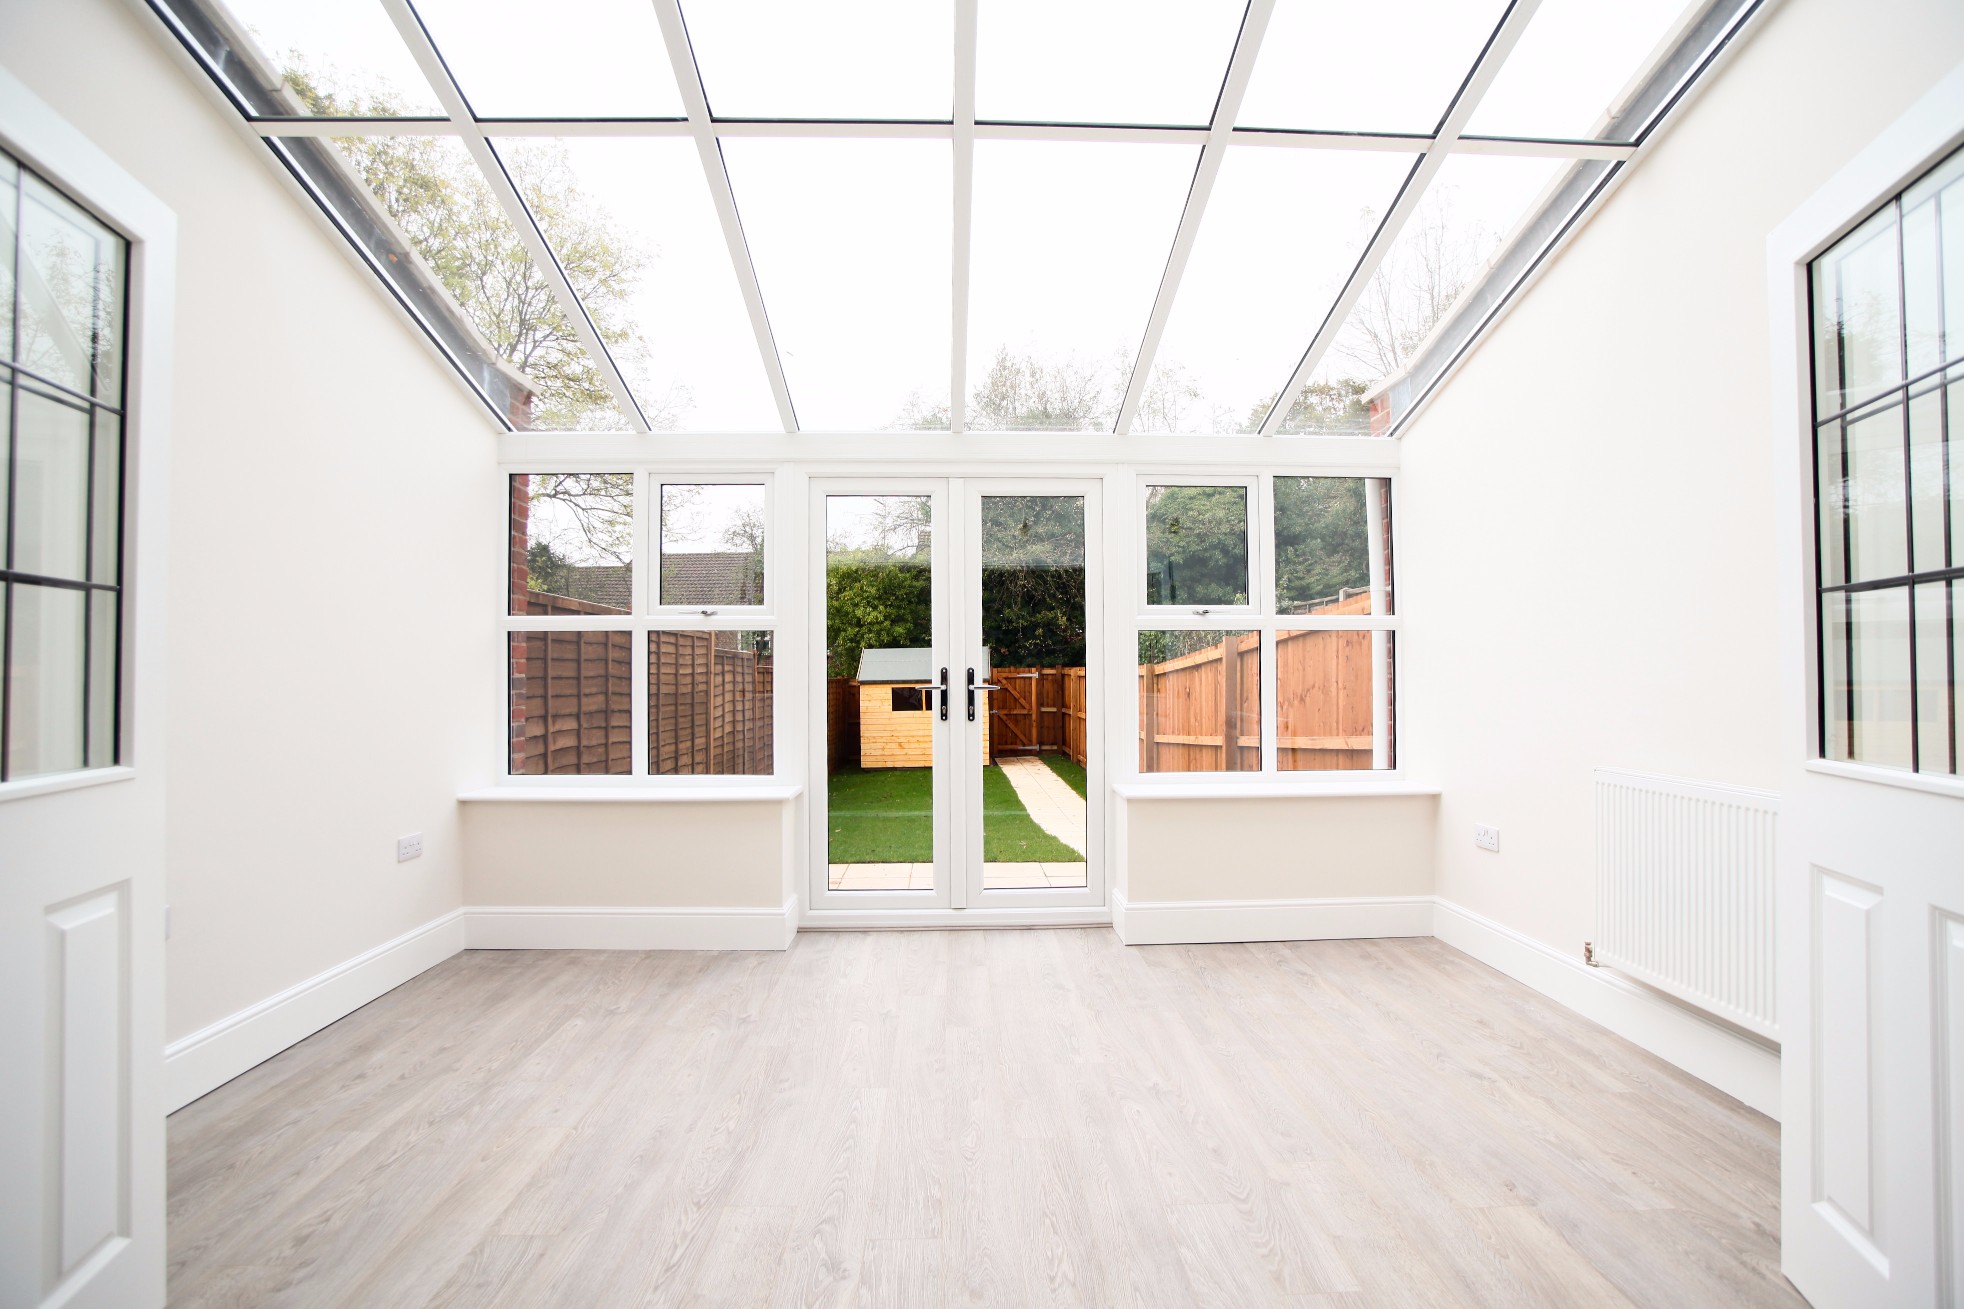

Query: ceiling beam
[949,0,978,435]
[1110,0,1277,435]
[650,0,799,433]
[1256,0,1544,436]
[378,0,651,432]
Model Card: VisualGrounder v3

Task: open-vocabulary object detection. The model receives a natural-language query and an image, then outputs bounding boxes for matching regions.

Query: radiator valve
[1583,941,1597,966]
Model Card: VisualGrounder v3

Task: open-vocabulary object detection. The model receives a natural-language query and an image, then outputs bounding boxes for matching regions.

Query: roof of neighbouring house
[659,551,762,606]
[556,565,632,612]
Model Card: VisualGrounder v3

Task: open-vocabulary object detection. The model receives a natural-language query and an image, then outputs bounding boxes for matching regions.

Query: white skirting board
[464,899,799,951]
[163,909,468,1114]
[1111,891,1434,945]
[1432,898,1780,1120]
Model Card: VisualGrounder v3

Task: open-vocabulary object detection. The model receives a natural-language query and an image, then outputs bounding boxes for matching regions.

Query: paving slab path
[996,755,1087,856]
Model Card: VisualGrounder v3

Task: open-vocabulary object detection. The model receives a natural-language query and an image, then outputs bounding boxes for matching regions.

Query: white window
[1136,474,1394,775]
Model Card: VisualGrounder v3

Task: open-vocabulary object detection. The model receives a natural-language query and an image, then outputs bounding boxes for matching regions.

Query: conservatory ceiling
[149,0,1759,436]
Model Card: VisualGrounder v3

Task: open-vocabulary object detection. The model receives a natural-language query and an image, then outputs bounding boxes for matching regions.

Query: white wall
[462,800,791,908]
[0,0,501,1045]
[1399,0,1964,965]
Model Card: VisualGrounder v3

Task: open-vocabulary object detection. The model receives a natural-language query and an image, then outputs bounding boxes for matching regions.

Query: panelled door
[809,478,1101,915]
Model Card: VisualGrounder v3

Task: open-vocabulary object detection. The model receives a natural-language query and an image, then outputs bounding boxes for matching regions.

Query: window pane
[1239,0,1506,134]
[659,483,765,606]
[1910,384,1945,572]
[723,139,949,430]
[19,173,126,404]
[1285,155,1563,433]
[1138,629,1259,772]
[508,630,632,775]
[214,0,445,116]
[1812,206,1903,417]
[648,630,773,775]
[90,411,121,584]
[494,138,780,430]
[1464,0,1695,141]
[1278,629,1391,771]
[1145,147,1414,433]
[966,140,1195,431]
[1843,401,1907,584]
[682,0,951,120]
[510,473,633,616]
[0,154,16,363]
[1827,587,1913,770]
[1915,583,1954,775]
[1903,168,1946,378]
[976,0,1244,127]
[413,0,684,118]
[13,387,91,582]
[88,588,117,768]
[1822,590,1851,761]
[1144,485,1248,606]
[1275,476,1392,615]
[7,583,86,779]
[327,136,627,431]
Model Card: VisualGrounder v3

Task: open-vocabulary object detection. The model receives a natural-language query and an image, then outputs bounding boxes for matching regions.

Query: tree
[1143,485,1250,606]
[1273,476,1369,611]
[1255,377,1373,436]
[1336,185,1494,381]
[979,496,1087,667]
[286,70,670,431]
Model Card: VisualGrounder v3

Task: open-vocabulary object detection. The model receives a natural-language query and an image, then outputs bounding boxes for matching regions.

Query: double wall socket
[1473,824,1501,853]
[397,832,424,863]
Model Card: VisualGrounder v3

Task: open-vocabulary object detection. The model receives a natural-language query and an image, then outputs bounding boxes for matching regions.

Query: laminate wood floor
[167,931,1804,1308]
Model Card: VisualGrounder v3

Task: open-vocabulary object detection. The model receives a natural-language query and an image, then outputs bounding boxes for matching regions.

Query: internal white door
[808,477,1102,916]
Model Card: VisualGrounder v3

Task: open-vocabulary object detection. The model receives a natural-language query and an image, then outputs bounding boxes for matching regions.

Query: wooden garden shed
[854,648,990,768]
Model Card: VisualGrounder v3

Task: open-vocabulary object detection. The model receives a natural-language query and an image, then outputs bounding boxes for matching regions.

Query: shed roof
[856,648,931,684]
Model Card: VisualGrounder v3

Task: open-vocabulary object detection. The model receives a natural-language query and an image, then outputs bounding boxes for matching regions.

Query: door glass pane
[8,583,86,779]
[1138,629,1259,773]
[980,496,1087,891]
[1144,484,1249,606]
[826,495,935,891]
[1915,583,1954,775]
[13,387,91,582]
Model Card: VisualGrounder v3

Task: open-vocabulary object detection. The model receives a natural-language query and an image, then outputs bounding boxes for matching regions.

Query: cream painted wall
[462,802,789,907]
[0,0,502,1042]
[1397,0,1964,958]
[1121,796,1436,902]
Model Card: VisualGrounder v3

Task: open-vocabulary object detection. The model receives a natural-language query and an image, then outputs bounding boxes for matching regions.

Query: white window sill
[0,765,135,804]
[460,784,802,804]
[1112,780,1440,800]
[1806,759,1964,801]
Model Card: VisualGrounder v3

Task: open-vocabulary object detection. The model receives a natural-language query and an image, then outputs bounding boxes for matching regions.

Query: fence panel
[1138,634,1260,772]
[1275,628,1375,771]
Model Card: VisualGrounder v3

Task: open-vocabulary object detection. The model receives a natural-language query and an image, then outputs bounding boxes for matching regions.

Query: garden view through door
[819,483,1091,904]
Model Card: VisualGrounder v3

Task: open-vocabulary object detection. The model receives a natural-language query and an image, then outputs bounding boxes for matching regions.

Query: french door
[808,477,1102,916]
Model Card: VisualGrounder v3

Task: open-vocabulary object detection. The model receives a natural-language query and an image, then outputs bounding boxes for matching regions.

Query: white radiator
[1593,768,1780,1041]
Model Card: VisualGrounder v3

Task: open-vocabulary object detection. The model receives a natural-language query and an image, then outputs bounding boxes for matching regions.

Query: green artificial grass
[1039,753,1088,798]
[827,764,1082,864]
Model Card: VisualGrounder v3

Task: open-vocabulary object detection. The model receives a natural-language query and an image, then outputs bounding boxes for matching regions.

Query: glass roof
[171,0,1756,435]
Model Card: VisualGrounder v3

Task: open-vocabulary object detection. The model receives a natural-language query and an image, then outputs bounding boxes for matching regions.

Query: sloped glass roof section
[966,141,1196,432]
[147,0,1764,435]
[1237,0,1508,136]
[414,0,686,119]
[975,0,1246,127]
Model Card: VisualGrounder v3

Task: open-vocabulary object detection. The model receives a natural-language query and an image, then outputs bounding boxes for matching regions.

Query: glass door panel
[822,492,944,897]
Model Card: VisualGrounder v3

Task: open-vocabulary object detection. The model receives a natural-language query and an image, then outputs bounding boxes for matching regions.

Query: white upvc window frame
[1130,469,1401,783]
[501,466,782,786]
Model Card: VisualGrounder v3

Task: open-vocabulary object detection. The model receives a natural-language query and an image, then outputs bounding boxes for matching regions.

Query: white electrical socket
[1474,824,1500,853]
[397,832,424,863]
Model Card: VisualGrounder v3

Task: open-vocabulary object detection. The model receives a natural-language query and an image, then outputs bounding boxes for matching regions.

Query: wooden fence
[827,678,862,771]
[987,667,1088,766]
[511,629,633,775]
[648,630,774,775]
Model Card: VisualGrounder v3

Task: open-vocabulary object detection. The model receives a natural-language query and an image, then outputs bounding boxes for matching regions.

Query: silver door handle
[966,668,1003,721]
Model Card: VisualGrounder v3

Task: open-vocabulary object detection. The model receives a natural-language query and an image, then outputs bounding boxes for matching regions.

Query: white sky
[216,0,1701,432]
[659,482,764,553]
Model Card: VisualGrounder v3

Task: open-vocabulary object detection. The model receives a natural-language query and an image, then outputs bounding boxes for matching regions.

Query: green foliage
[979,495,1087,667]
[1144,486,1249,606]
[1137,628,1239,666]
[1253,377,1374,435]
[825,556,931,679]
[1274,476,1370,612]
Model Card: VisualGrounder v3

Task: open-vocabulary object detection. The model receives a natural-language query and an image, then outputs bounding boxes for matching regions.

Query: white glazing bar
[1111,0,1278,435]
[950,0,978,436]
[377,0,652,432]
[1256,0,1544,436]
[650,0,800,433]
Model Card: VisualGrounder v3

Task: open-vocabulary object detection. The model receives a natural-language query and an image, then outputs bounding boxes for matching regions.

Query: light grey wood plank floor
[167,932,1804,1308]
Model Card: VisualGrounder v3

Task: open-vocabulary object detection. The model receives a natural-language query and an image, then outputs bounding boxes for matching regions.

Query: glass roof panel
[966,140,1196,432]
[327,135,628,429]
[1238,0,1507,135]
[1279,153,1563,434]
[682,0,952,120]
[1144,147,1416,433]
[495,138,778,431]
[1465,0,1696,141]
[722,138,950,430]
[975,0,1244,127]
[413,0,685,119]
[214,0,443,116]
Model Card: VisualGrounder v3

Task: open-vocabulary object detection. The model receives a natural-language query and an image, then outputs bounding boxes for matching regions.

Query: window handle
[939,666,949,721]
[1192,607,1212,617]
